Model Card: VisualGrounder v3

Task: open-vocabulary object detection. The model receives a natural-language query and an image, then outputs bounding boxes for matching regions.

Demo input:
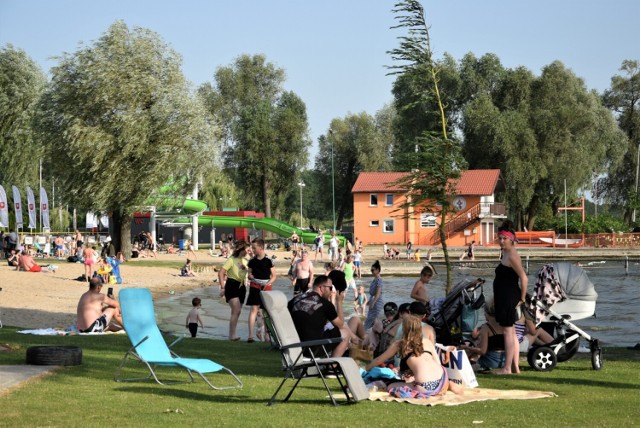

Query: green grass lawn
[0,328,638,427]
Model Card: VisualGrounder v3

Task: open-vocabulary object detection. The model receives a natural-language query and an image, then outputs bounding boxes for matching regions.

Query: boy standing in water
[186,297,204,337]
[410,264,436,305]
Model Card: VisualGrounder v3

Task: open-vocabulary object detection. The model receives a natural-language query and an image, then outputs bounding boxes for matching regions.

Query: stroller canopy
[552,263,598,302]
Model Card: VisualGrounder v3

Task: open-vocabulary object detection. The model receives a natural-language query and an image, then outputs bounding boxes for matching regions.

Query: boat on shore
[539,237,584,248]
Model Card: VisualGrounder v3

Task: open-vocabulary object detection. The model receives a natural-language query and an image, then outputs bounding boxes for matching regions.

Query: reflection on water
[156,262,640,347]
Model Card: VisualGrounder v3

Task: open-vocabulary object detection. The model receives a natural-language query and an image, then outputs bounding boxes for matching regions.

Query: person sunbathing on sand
[17,251,49,273]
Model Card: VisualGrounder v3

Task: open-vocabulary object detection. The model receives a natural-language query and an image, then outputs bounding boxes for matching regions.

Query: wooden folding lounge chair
[114,288,242,390]
[260,290,369,406]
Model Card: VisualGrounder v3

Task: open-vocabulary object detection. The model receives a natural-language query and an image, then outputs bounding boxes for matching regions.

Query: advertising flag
[12,185,24,228]
[40,187,50,230]
[27,186,36,229]
[86,212,98,229]
[0,185,8,228]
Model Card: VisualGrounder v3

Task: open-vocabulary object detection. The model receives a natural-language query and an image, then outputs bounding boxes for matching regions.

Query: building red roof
[352,169,503,195]
[454,169,503,195]
[351,172,409,193]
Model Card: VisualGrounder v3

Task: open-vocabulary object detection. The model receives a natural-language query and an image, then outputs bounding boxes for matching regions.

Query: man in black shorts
[76,278,122,333]
[292,250,313,296]
[246,238,276,343]
[288,275,359,357]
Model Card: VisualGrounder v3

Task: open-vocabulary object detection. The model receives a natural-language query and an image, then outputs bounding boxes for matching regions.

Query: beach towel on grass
[367,388,556,406]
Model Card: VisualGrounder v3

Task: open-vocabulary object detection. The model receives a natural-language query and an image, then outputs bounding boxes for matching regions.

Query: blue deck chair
[114,288,242,390]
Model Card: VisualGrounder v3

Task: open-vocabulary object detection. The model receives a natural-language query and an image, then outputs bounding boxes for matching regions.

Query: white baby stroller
[526,263,602,371]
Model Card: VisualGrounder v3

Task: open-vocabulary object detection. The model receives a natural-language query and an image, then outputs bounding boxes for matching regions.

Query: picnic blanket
[367,388,556,406]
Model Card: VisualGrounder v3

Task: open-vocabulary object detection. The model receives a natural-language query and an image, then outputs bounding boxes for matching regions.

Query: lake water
[156,261,640,347]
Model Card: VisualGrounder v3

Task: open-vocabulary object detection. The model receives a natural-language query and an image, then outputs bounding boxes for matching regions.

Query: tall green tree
[35,21,218,254]
[0,45,46,185]
[602,60,640,223]
[315,112,391,230]
[390,55,461,170]
[388,0,466,292]
[199,54,309,218]
[464,61,626,230]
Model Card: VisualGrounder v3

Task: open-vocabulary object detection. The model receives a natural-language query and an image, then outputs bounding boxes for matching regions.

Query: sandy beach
[0,253,221,330]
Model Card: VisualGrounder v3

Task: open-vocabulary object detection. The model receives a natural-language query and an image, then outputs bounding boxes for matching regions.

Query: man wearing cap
[288,275,360,357]
[76,278,123,333]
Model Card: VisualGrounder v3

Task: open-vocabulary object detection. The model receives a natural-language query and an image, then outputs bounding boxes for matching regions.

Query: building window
[385,194,393,206]
[370,220,380,227]
[370,194,378,206]
[383,219,394,233]
[420,213,437,228]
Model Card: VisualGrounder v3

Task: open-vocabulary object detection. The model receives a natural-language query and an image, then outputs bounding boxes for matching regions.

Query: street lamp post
[298,181,305,229]
[634,143,640,223]
[329,130,336,233]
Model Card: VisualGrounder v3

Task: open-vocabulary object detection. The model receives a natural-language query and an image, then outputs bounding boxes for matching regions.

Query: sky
[1,0,639,160]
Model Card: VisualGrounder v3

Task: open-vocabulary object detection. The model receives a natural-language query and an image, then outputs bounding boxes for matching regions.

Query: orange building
[351,170,507,247]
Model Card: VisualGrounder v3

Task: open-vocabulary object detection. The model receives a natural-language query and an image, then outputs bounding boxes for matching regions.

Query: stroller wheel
[528,346,557,372]
[591,340,603,371]
[555,330,581,362]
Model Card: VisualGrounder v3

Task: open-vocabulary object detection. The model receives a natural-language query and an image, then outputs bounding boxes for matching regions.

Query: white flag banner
[27,186,36,229]
[40,187,50,230]
[86,212,98,229]
[0,185,9,228]
[11,185,23,228]
[100,215,109,228]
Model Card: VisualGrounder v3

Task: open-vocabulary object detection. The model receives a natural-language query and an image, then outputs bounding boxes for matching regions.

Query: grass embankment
[0,328,638,427]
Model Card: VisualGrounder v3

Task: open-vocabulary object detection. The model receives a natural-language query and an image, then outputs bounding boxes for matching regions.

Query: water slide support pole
[191,183,199,250]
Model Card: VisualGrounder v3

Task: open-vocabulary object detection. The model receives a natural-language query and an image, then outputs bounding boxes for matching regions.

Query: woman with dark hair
[218,240,249,341]
[493,220,527,374]
[365,260,385,329]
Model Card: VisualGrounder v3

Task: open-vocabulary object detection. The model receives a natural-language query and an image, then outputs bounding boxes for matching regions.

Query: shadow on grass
[114,384,353,406]
[508,373,639,390]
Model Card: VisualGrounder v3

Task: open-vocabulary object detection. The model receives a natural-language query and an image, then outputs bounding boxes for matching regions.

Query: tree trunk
[337,161,357,230]
[438,206,452,294]
[112,209,132,259]
[262,176,271,218]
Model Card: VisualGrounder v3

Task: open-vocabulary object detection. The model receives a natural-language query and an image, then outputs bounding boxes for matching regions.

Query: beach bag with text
[436,344,478,388]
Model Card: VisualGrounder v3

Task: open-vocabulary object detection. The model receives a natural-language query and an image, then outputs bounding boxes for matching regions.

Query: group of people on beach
[70,216,538,400]
[381,241,433,262]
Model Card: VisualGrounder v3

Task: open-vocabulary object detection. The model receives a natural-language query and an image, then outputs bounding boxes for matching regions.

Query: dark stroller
[429,277,486,345]
[526,263,602,371]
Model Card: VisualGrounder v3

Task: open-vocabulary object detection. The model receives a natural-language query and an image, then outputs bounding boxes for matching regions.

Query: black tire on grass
[26,346,82,366]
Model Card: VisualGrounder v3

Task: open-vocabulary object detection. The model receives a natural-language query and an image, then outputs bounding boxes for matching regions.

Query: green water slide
[155,197,344,245]
[197,215,343,245]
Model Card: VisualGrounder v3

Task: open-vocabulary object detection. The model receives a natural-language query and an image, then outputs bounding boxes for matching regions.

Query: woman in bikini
[366,316,463,397]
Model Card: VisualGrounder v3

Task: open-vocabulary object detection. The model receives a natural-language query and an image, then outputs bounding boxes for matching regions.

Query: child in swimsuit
[354,286,368,316]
